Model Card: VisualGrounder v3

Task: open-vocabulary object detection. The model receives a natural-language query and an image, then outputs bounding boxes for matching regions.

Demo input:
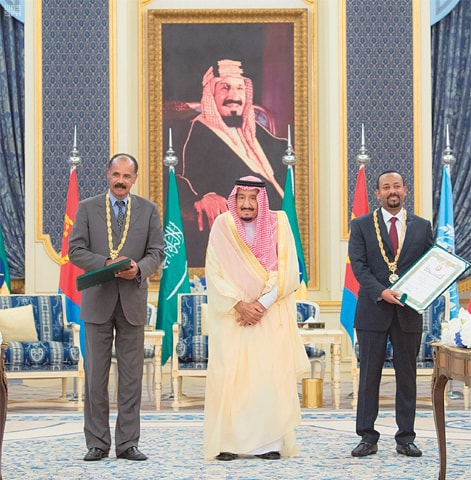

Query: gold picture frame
[146,9,311,281]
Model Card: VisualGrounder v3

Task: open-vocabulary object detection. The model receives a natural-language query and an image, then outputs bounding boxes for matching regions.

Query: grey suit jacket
[69,193,164,325]
[349,209,433,333]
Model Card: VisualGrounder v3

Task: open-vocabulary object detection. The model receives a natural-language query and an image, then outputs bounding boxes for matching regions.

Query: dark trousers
[356,314,421,444]
[84,299,144,455]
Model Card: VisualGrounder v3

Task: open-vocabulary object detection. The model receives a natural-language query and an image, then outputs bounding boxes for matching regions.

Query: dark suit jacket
[69,193,164,325]
[349,209,433,334]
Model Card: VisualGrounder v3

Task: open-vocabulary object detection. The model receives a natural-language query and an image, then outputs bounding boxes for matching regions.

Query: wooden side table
[144,330,164,410]
[432,342,471,480]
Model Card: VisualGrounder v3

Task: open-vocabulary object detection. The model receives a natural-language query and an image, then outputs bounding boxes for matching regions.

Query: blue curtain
[0,7,25,279]
[431,0,471,274]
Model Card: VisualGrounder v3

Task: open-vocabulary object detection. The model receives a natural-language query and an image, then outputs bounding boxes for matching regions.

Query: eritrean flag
[58,167,86,357]
[339,165,369,344]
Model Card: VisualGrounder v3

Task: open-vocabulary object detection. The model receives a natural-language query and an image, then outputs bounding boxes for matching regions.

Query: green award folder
[76,258,132,291]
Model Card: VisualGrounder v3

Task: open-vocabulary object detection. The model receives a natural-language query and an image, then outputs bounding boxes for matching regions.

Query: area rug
[2,410,470,479]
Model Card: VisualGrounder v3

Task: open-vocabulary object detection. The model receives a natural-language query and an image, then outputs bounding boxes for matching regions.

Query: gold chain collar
[106,194,131,259]
[373,208,407,283]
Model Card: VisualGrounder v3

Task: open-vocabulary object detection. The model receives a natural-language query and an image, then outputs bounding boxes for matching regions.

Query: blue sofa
[0,294,84,410]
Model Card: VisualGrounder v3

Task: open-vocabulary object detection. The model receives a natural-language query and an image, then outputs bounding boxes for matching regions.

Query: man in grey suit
[349,170,433,458]
[69,153,164,461]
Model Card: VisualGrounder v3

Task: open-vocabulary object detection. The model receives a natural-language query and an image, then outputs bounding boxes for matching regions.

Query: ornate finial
[282,124,297,166]
[356,123,371,166]
[441,123,456,167]
[68,124,81,168]
[163,127,178,167]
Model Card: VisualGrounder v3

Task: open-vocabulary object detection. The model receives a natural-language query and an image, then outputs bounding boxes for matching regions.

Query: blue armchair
[0,294,84,410]
[171,293,208,410]
[296,300,326,379]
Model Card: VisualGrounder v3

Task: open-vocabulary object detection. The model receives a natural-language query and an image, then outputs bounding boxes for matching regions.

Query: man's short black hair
[108,153,138,173]
[375,169,404,189]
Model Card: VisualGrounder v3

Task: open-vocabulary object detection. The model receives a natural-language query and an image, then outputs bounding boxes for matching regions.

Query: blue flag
[436,165,459,320]
[156,166,191,365]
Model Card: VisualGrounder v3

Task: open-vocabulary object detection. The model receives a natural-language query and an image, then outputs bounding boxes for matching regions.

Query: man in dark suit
[349,170,433,458]
[69,153,164,461]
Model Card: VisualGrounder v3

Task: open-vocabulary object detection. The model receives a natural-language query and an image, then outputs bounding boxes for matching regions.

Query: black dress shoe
[83,447,109,461]
[117,446,148,461]
[215,452,238,461]
[396,442,422,457]
[351,442,378,457]
[255,451,281,460]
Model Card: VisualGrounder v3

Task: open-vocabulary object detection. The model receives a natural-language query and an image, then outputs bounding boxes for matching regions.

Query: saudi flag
[156,166,191,365]
[282,165,308,299]
[0,224,11,294]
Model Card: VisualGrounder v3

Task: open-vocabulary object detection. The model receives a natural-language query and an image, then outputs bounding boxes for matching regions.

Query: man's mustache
[223,99,243,106]
[114,183,127,189]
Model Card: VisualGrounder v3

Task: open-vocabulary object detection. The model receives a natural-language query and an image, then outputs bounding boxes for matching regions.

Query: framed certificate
[391,244,470,312]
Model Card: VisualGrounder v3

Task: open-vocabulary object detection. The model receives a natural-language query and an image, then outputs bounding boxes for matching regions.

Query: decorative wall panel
[41,0,109,255]
[346,0,415,214]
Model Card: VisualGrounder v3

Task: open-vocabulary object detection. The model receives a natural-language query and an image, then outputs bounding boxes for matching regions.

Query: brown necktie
[116,200,125,229]
[389,217,398,255]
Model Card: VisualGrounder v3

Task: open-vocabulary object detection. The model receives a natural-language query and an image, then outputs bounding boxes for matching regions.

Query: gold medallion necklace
[373,208,407,284]
[106,194,131,259]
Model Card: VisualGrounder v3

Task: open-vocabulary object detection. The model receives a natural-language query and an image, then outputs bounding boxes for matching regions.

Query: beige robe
[203,210,310,460]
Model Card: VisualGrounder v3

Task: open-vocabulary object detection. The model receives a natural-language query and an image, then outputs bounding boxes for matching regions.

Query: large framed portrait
[147,9,310,280]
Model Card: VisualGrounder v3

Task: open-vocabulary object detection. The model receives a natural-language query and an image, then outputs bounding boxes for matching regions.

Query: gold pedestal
[302,378,323,408]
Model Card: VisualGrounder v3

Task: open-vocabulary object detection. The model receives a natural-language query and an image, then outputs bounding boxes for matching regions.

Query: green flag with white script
[156,166,191,365]
[282,165,308,299]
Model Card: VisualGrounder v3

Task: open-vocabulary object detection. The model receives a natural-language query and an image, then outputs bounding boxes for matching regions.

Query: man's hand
[234,300,266,327]
[105,255,139,281]
[194,192,228,231]
[381,288,405,305]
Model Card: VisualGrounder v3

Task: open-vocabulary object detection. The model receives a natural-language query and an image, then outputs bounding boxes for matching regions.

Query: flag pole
[341,123,370,347]
[439,123,462,400]
[68,124,81,172]
[157,128,191,379]
[60,124,84,399]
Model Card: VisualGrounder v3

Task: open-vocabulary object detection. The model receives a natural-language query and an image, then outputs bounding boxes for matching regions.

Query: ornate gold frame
[146,8,312,282]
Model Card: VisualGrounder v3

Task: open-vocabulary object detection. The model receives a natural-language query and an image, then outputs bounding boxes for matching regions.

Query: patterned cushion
[0,295,69,342]
[176,335,208,363]
[305,345,326,359]
[4,340,80,371]
[0,295,80,372]
[296,302,319,323]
